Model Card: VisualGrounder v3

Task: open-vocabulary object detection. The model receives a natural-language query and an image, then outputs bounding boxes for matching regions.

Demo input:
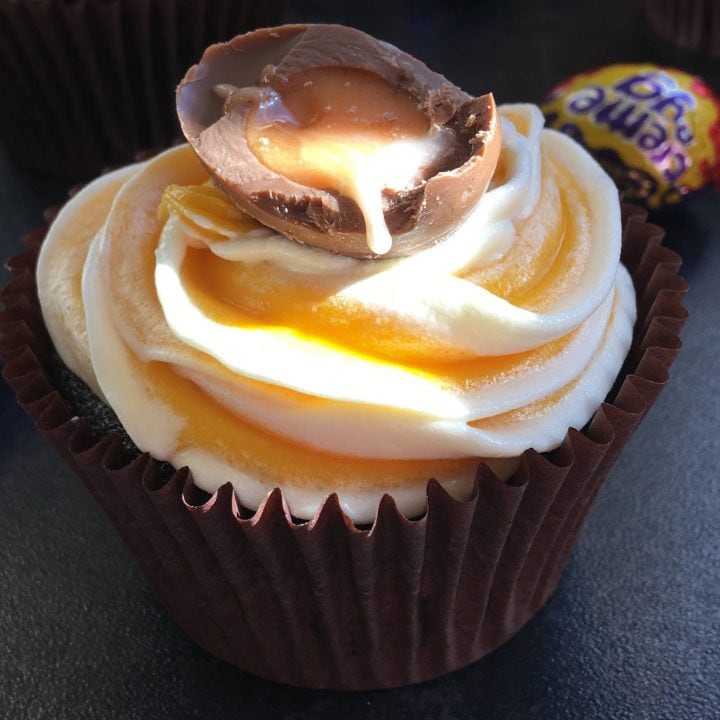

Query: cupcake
[645,0,720,57]
[0,24,687,689]
[0,0,282,179]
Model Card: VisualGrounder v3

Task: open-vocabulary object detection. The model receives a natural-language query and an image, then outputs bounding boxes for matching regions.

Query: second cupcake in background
[0,0,283,179]
[646,0,720,58]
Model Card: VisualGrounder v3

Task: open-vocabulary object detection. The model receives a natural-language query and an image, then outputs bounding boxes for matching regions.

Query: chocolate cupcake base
[0,205,687,689]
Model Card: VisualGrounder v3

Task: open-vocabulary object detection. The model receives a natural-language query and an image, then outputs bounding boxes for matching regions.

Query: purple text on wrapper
[558,70,696,182]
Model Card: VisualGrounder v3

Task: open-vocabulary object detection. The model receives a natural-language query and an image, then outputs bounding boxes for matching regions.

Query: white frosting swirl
[37,104,636,523]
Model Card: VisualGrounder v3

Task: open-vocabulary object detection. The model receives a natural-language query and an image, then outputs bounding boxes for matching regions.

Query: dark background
[1,1,719,718]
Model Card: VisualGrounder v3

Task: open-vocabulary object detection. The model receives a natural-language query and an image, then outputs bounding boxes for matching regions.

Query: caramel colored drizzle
[159,153,593,379]
[241,67,441,255]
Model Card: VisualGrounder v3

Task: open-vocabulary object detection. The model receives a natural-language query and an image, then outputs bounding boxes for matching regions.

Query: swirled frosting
[37,104,636,522]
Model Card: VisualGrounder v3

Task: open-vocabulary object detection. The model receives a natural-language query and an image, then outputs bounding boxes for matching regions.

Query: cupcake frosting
[37,103,636,522]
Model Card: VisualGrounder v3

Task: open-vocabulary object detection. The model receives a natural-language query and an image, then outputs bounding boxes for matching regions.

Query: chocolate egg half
[177,24,501,258]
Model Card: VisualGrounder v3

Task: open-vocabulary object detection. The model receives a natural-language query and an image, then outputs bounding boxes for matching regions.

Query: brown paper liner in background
[0,205,687,689]
[0,0,282,179]
[645,0,720,58]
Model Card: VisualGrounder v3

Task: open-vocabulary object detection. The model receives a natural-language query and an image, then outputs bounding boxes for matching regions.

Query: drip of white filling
[338,128,454,255]
[215,83,454,256]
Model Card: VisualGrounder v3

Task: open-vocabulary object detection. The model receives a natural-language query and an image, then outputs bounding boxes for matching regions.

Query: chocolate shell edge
[177,24,502,258]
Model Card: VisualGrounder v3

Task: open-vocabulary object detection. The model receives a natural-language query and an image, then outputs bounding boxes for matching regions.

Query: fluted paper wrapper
[645,0,720,57]
[0,0,282,179]
[0,205,687,689]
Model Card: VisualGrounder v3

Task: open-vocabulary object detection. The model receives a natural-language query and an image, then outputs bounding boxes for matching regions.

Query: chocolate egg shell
[177,24,501,258]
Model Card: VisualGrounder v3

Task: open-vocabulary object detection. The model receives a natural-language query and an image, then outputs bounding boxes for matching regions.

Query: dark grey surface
[1,1,719,718]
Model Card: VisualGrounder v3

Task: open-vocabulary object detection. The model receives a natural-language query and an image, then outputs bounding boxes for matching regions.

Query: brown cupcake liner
[0,204,687,689]
[645,0,720,57]
[0,0,283,179]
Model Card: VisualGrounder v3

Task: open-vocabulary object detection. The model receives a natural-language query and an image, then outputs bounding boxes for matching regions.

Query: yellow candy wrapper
[543,63,720,208]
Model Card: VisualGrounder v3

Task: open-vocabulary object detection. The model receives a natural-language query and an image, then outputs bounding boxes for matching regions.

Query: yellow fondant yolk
[245,67,435,254]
